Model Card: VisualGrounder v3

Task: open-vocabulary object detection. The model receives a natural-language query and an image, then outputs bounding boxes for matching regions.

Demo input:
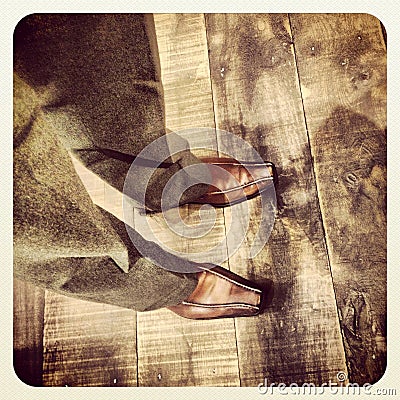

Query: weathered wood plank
[137,310,240,386]
[42,291,137,386]
[135,13,240,387]
[206,13,347,386]
[13,279,45,386]
[290,13,387,384]
[154,13,217,136]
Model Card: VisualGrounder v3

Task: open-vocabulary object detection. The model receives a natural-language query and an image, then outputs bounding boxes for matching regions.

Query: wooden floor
[13,14,387,387]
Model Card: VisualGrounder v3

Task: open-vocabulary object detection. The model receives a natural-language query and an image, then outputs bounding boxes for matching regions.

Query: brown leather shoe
[168,264,273,320]
[189,157,276,207]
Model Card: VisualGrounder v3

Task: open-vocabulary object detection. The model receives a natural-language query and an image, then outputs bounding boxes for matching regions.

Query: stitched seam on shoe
[207,176,273,195]
[181,301,259,310]
[200,268,262,294]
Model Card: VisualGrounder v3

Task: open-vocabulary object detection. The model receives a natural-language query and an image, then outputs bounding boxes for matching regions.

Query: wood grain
[290,13,387,384]
[13,279,45,386]
[205,13,347,386]
[135,13,240,387]
[42,291,137,386]
[137,310,240,386]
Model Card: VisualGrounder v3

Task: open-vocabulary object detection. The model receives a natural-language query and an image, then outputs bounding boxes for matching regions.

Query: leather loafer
[189,157,276,207]
[168,264,273,320]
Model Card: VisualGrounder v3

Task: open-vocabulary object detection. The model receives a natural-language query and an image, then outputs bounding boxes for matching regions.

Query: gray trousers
[13,14,210,311]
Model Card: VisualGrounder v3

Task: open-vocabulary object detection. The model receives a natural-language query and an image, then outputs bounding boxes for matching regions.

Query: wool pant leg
[13,99,198,311]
